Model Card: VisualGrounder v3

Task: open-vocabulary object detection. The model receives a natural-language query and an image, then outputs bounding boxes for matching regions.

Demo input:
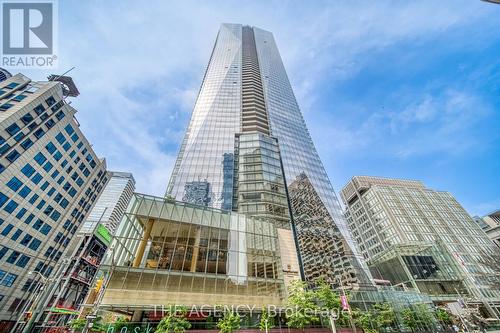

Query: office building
[473,215,491,229]
[92,23,374,323]
[166,23,372,288]
[475,210,500,248]
[0,74,108,332]
[0,69,11,83]
[31,172,135,329]
[82,171,135,235]
[341,176,500,317]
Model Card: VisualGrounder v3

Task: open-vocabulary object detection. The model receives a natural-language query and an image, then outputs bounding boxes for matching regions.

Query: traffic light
[94,277,103,293]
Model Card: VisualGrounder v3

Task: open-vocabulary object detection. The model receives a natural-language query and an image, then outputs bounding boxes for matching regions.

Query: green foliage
[355,311,377,333]
[414,304,435,328]
[112,316,133,331]
[216,311,241,333]
[68,318,86,330]
[401,308,419,332]
[371,302,396,329]
[315,279,341,311]
[259,307,276,332]
[353,303,395,333]
[155,305,192,333]
[286,280,320,329]
[435,308,452,324]
[401,305,435,332]
[337,307,359,328]
[90,316,107,332]
[314,280,351,327]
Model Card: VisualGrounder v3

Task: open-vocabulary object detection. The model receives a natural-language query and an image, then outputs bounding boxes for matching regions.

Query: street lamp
[12,271,53,333]
[22,258,70,333]
[28,271,49,282]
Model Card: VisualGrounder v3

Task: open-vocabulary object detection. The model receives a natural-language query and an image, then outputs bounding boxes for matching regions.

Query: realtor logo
[1,1,57,68]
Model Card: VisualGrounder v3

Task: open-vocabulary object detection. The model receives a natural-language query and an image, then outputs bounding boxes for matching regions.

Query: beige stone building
[341,176,500,317]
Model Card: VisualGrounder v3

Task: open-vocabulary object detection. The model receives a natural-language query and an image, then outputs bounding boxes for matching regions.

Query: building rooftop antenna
[47,66,80,97]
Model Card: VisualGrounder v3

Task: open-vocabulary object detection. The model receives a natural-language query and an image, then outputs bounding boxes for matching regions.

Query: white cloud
[274,1,492,111]
[392,90,493,158]
[313,89,494,160]
[18,0,497,196]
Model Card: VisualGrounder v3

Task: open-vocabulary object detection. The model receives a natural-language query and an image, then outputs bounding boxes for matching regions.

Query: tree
[286,280,320,330]
[89,316,107,332]
[112,316,134,331]
[401,305,435,333]
[155,305,192,333]
[401,308,418,333]
[313,279,351,328]
[68,318,86,331]
[414,304,435,330]
[315,280,340,311]
[355,311,377,333]
[259,307,275,333]
[371,302,396,330]
[435,308,452,326]
[216,311,241,333]
[353,303,395,333]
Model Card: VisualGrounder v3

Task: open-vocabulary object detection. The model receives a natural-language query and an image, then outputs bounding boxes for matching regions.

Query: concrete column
[131,310,143,323]
[133,218,155,267]
[190,227,201,272]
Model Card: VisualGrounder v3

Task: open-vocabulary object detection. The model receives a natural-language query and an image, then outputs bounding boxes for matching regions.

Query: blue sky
[22,1,500,216]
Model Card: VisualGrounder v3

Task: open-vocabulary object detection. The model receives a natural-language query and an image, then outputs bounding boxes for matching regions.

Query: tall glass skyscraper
[167,24,372,288]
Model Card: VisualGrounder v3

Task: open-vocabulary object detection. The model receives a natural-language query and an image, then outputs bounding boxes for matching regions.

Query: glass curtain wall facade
[166,23,372,288]
[96,194,284,312]
[368,242,467,301]
[288,173,371,288]
[167,24,242,207]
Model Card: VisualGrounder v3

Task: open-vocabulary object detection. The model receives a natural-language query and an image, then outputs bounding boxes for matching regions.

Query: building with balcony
[35,172,135,329]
